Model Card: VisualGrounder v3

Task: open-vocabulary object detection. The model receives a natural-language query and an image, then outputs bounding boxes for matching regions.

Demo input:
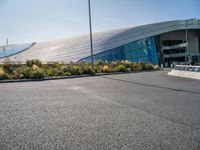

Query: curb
[0,70,160,84]
[0,74,94,83]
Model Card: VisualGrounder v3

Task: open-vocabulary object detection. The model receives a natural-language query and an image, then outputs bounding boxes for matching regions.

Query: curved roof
[1,19,200,63]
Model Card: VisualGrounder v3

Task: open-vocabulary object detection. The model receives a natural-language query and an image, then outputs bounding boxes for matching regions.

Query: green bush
[50,68,59,76]
[13,66,45,79]
[139,62,146,70]
[93,66,99,73]
[49,66,71,77]
[64,72,71,76]
[18,74,25,79]
[113,64,126,72]
[66,65,83,75]
[57,70,65,76]
[122,60,132,68]
[94,60,105,66]
[3,58,14,73]
[26,59,42,67]
[145,64,154,71]
[0,73,6,80]
[129,63,135,71]
[82,65,95,74]
[0,59,160,80]
[13,67,32,78]
[135,63,142,71]
[28,68,45,79]
[45,68,53,77]
[0,72,15,80]
[26,60,32,67]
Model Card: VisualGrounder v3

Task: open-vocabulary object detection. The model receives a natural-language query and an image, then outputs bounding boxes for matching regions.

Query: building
[0,19,200,67]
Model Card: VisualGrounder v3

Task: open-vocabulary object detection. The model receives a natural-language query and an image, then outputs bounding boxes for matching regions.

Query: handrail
[174,65,200,72]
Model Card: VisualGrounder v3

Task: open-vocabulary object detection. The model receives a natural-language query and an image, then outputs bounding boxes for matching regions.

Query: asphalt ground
[0,70,200,150]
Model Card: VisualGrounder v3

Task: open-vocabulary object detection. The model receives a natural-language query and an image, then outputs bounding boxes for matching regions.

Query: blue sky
[0,0,199,45]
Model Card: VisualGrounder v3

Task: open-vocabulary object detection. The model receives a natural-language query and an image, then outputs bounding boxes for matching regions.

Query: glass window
[79,37,159,64]
[0,43,34,59]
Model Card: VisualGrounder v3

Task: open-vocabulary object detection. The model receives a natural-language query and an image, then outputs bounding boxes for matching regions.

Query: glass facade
[0,43,34,59]
[79,37,158,64]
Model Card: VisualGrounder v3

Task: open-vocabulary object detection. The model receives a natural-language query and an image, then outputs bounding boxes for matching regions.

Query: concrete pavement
[0,70,200,150]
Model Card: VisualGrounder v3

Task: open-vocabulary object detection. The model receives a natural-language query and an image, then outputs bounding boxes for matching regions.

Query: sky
[0,0,200,45]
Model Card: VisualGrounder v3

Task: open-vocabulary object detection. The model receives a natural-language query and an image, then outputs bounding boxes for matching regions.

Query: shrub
[47,61,58,67]
[123,60,132,68]
[82,65,95,74]
[3,58,13,73]
[57,70,65,76]
[67,65,83,75]
[135,63,142,71]
[128,63,143,72]
[26,60,32,67]
[45,68,53,77]
[29,68,45,79]
[13,67,32,78]
[111,61,118,66]
[26,59,42,67]
[0,74,5,80]
[32,64,39,70]
[48,66,68,76]
[145,64,154,71]
[139,62,146,70]
[126,68,132,72]
[0,60,160,80]
[52,65,72,76]
[0,73,9,80]
[0,67,5,75]
[9,74,18,80]
[94,63,104,73]
[35,59,42,67]
[64,72,71,76]
[153,65,160,70]
[0,67,6,80]
[113,64,126,72]
[130,63,139,71]
[19,74,25,79]
[0,67,15,79]
[94,60,105,66]
[93,65,100,73]
[13,66,45,79]
[50,68,59,76]
[102,65,109,73]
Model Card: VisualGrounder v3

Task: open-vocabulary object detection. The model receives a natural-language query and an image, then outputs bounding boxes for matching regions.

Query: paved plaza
[0,70,200,149]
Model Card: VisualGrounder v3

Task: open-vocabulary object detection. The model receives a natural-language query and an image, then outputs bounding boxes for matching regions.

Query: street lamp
[88,0,94,67]
[185,20,188,64]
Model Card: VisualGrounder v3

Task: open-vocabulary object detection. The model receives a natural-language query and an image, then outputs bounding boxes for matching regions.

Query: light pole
[88,0,94,67]
[185,20,188,64]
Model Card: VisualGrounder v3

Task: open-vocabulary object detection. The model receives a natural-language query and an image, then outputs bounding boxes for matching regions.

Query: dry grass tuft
[0,67,5,75]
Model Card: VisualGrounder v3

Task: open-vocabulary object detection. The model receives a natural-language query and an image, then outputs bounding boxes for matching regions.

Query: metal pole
[6,38,8,45]
[88,0,94,67]
[185,21,188,64]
